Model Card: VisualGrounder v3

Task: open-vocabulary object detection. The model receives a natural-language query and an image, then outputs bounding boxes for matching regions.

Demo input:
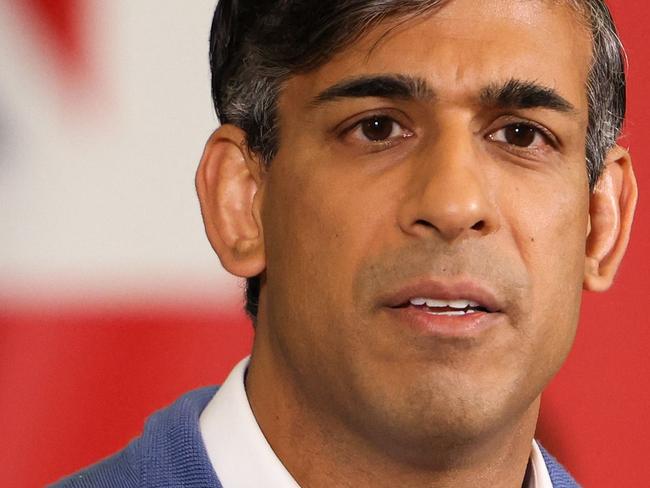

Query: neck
[246,328,539,488]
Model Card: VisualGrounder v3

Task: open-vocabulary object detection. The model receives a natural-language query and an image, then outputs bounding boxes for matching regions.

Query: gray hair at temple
[208,0,627,319]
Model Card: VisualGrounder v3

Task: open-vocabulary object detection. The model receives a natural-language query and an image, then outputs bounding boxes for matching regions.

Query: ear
[195,125,266,278]
[584,145,638,292]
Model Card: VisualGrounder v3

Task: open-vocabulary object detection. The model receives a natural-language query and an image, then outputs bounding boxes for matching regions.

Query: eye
[489,123,551,149]
[348,116,413,144]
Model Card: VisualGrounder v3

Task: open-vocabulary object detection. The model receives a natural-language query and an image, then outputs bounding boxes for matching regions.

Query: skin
[196,0,638,486]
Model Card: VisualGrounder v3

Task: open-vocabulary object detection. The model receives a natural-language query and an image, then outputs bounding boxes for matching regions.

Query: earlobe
[195,125,266,278]
[584,146,638,292]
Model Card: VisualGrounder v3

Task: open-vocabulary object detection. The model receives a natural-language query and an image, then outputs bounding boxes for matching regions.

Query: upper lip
[379,277,503,313]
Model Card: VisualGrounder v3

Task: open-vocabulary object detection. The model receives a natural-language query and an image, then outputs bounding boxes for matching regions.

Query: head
[208,0,628,320]
[197,0,637,461]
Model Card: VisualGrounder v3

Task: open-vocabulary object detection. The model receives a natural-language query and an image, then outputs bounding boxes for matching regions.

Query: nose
[398,126,499,243]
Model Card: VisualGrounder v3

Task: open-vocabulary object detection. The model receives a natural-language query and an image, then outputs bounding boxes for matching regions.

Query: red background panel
[0,303,253,487]
[1,0,649,487]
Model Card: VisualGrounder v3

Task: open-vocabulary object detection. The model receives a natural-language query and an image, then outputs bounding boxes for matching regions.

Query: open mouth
[392,297,493,316]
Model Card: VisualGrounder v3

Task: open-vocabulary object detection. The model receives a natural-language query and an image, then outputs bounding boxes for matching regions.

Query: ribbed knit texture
[539,444,582,487]
[50,386,580,487]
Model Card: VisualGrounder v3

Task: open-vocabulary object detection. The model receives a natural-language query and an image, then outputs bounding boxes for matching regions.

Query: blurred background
[0,1,648,486]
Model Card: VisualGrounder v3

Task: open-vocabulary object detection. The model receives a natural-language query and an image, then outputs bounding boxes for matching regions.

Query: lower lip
[385,306,503,338]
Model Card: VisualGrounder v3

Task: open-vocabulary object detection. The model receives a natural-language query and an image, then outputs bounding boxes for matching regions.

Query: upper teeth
[409,298,480,308]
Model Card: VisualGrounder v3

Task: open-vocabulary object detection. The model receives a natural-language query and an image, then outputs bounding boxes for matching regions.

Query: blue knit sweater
[50,387,580,487]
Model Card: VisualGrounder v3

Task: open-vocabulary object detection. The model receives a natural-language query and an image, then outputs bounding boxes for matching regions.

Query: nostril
[415,219,436,229]
[471,220,486,231]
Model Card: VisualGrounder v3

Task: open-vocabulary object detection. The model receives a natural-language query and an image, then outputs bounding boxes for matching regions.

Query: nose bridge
[401,120,498,241]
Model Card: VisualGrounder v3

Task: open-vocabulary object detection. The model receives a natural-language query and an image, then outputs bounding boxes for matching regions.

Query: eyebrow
[309,74,577,116]
[480,78,577,114]
[311,74,435,106]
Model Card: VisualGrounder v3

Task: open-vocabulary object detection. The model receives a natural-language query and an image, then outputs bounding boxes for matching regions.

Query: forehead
[285,0,592,112]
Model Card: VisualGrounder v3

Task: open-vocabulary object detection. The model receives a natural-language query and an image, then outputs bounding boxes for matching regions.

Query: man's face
[258,0,592,453]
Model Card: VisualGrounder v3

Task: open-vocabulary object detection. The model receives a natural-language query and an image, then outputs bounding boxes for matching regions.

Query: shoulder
[48,442,140,488]
[537,442,582,488]
[49,386,220,488]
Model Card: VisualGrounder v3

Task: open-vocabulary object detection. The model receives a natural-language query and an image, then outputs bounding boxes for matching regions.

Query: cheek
[266,159,400,291]
[506,174,589,363]
[260,155,394,342]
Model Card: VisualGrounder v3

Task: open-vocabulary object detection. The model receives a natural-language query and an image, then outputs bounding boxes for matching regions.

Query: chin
[349,372,540,463]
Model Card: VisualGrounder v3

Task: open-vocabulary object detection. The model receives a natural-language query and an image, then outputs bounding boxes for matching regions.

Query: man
[54,0,637,486]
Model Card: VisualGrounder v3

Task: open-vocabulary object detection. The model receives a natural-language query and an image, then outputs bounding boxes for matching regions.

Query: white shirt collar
[530,436,554,488]
[200,356,553,488]
[199,356,301,488]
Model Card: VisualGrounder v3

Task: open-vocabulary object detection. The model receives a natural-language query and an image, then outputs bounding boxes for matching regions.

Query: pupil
[505,124,536,147]
[362,117,393,141]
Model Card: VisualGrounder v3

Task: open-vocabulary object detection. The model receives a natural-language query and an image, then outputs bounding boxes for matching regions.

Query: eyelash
[488,120,558,152]
[339,113,414,151]
[339,114,557,154]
